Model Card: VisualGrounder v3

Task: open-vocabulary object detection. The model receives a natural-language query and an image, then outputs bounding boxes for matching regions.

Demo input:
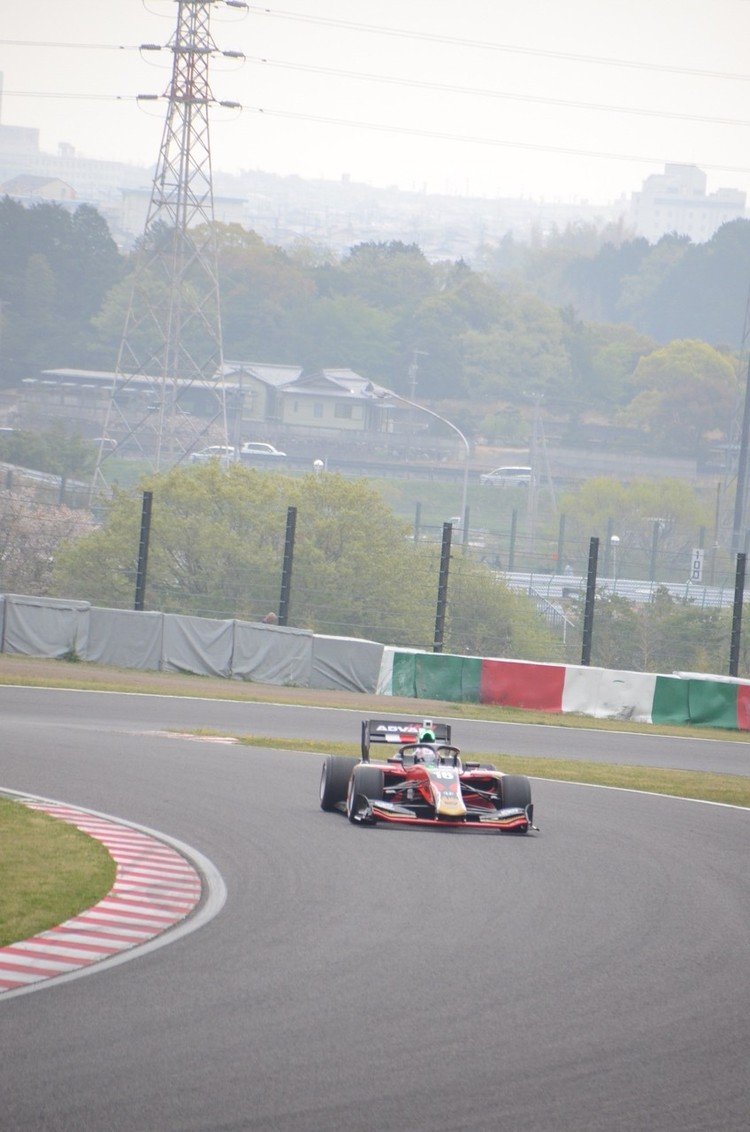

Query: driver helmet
[414,724,437,763]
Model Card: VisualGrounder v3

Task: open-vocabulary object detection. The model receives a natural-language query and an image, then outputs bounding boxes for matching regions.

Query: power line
[3,87,749,174]
[252,106,750,176]
[250,56,750,130]
[6,15,750,83]
[0,39,140,50]
[248,6,750,83]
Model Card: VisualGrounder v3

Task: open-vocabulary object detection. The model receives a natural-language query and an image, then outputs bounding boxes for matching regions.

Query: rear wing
[361,718,452,761]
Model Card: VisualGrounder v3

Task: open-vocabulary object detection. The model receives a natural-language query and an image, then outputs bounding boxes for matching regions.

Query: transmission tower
[93,0,245,493]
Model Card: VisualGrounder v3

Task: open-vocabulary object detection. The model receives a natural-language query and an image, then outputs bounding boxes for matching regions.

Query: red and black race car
[319,719,535,833]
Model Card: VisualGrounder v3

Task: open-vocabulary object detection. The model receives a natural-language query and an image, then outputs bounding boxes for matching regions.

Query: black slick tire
[320,756,357,811]
[346,764,385,823]
[500,774,533,830]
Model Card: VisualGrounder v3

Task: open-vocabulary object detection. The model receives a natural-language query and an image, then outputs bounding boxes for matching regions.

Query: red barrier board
[736,684,750,731]
[480,659,565,711]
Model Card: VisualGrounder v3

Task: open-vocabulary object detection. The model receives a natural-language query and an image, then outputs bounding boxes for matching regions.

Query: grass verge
[2,655,749,744]
[0,797,116,949]
[223,733,750,809]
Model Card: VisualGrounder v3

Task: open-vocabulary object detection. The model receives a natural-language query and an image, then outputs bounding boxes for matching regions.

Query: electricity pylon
[93,0,245,494]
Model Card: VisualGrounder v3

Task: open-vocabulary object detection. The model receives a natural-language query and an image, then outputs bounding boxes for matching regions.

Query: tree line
[1,198,748,457]
[2,462,747,676]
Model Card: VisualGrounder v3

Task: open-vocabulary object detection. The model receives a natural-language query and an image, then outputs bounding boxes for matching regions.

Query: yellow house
[278,369,391,433]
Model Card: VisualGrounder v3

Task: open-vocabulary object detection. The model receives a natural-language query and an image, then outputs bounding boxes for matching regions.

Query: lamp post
[376,386,470,528]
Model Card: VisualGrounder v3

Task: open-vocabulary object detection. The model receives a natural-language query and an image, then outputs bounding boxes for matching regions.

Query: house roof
[286,368,379,399]
[223,361,303,387]
[1,174,75,195]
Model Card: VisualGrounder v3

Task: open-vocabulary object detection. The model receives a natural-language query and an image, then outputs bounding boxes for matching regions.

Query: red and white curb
[0,791,226,1000]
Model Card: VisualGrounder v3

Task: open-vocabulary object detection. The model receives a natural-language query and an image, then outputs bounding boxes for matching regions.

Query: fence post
[602,517,614,575]
[580,536,599,666]
[556,512,566,571]
[413,501,422,543]
[729,552,746,677]
[508,508,518,571]
[649,520,661,583]
[433,522,452,653]
[134,490,153,612]
[278,505,297,626]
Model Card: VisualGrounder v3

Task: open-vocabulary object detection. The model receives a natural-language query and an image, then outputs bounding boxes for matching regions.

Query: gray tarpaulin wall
[232,622,313,686]
[2,594,91,659]
[311,634,385,692]
[87,607,163,671]
[162,614,234,678]
[0,593,385,694]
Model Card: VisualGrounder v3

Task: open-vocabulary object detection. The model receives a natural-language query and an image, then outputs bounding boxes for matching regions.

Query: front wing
[355,797,531,832]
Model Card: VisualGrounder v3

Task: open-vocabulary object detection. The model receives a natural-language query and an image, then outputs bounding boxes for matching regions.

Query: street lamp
[375,386,470,529]
[610,534,620,589]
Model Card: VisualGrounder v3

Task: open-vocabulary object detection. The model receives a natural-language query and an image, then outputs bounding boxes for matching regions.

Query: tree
[589,588,727,674]
[584,322,656,408]
[557,477,711,578]
[622,340,738,453]
[624,220,750,345]
[0,487,95,595]
[0,423,95,479]
[463,293,573,403]
[336,241,434,311]
[50,464,560,658]
[298,295,398,378]
[0,199,124,381]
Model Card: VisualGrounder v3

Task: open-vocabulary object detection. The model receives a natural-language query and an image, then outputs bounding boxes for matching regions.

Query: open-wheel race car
[320,719,536,833]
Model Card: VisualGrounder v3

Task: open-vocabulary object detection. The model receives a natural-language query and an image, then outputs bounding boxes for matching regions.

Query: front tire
[346,764,385,824]
[320,756,357,811]
[500,774,533,830]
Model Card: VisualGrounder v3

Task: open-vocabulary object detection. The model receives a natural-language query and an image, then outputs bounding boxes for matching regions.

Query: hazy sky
[2,0,750,204]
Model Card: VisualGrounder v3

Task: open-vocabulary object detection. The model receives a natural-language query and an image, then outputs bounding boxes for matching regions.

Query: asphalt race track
[1,686,749,1131]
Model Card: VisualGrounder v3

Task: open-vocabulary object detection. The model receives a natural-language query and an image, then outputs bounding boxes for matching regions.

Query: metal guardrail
[501,571,740,610]
[529,587,576,642]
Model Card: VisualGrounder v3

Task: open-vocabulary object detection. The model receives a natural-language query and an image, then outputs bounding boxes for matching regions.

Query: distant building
[28,363,393,441]
[120,187,246,241]
[629,164,746,244]
[0,173,77,202]
[277,368,391,433]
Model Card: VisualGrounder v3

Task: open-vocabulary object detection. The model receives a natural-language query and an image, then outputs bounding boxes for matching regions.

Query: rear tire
[346,764,385,823]
[320,756,357,811]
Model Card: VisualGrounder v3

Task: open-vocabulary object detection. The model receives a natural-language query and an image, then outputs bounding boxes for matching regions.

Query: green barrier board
[651,675,690,725]
[414,653,482,702]
[391,652,417,697]
[686,679,739,729]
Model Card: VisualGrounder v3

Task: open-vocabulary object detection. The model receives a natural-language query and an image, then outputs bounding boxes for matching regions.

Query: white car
[239,441,286,459]
[188,445,237,465]
[479,465,532,487]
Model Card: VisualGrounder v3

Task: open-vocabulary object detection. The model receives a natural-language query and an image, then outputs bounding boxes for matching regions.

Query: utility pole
[93,1,245,495]
[731,285,750,552]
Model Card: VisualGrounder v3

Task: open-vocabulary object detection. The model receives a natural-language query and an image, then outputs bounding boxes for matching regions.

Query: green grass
[3,655,749,744]
[0,797,116,948]
[195,731,750,809]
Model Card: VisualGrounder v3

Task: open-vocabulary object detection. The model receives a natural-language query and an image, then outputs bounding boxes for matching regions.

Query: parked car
[479,465,532,487]
[188,445,237,465]
[239,441,286,460]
